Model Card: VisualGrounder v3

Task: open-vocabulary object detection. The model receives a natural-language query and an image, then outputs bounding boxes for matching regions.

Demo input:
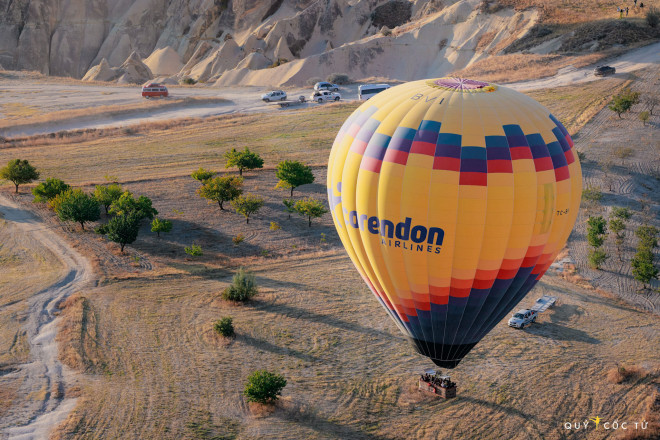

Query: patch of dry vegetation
[453,51,608,84]
[0,97,229,131]
[496,0,650,24]
[606,365,647,384]
[56,294,107,373]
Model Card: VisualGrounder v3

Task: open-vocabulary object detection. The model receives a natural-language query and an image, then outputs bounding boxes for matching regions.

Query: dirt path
[0,195,93,440]
[508,40,660,91]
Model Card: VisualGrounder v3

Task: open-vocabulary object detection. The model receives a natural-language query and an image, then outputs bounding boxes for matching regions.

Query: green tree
[283,199,296,219]
[214,317,235,337]
[222,268,258,301]
[94,183,123,214]
[32,178,70,204]
[587,216,607,248]
[635,225,658,250]
[611,207,632,220]
[197,176,243,210]
[0,159,40,193]
[151,218,172,237]
[275,160,315,197]
[631,248,658,290]
[231,194,264,224]
[191,167,216,182]
[54,189,100,230]
[224,148,264,176]
[607,88,640,118]
[609,217,626,261]
[639,110,650,126]
[294,197,328,227]
[105,212,141,252]
[109,191,158,221]
[243,370,287,404]
[588,248,609,270]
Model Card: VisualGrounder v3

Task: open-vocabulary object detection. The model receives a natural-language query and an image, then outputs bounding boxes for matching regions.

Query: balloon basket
[418,373,457,399]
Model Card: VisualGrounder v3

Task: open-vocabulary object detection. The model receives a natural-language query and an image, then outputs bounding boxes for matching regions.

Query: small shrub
[306,77,322,86]
[320,233,326,243]
[185,244,203,257]
[646,6,660,28]
[588,247,609,269]
[613,146,635,165]
[233,233,245,245]
[191,167,216,182]
[611,207,632,220]
[270,222,281,231]
[231,194,264,224]
[222,268,258,302]
[181,77,197,85]
[260,250,270,257]
[582,186,602,203]
[608,88,640,118]
[151,218,172,237]
[606,365,645,384]
[243,370,287,404]
[639,110,650,126]
[326,73,350,85]
[576,150,586,161]
[269,58,288,68]
[214,317,234,337]
[380,26,392,36]
[32,178,70,204]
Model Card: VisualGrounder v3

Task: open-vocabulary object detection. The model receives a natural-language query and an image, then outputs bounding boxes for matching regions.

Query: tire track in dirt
[0,195,94,440]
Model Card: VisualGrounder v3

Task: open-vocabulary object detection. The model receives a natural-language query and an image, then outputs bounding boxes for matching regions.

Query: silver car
[261,90,287,102]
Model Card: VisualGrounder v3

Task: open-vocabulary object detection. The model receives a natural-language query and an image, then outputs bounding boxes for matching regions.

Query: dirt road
[0,195,93,440]
[508,40,660,91]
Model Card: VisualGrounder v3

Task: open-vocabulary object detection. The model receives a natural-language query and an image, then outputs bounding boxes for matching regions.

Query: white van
[358,84,391,100]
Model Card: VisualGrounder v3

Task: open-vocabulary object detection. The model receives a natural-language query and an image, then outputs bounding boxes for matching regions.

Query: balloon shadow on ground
[248,299,402,341]
[525,323,600,344]
[273,404,396,440]
[237,333,319,363]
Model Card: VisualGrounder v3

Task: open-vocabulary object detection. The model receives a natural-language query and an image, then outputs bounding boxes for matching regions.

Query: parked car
[310,90,341,103]
[314,81,340,92]
[508,309,538,329]
[141,83,168,98]
[261,90,287,102]
[594,65,615,77]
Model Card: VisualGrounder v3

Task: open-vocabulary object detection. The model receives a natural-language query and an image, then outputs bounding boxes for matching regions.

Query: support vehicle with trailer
[508,295,557,329]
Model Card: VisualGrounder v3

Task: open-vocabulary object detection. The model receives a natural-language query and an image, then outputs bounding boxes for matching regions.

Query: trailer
[530,295,557,313]
[273,96,307,108]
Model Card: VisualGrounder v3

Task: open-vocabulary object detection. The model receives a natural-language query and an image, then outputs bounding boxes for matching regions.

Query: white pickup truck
[310,90,341,103]
[508,295,557,329]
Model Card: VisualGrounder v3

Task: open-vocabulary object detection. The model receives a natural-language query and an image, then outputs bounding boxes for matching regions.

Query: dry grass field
[1,76,659,439]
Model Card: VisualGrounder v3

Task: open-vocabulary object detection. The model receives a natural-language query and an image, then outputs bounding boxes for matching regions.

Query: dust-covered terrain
[0,70,658,438]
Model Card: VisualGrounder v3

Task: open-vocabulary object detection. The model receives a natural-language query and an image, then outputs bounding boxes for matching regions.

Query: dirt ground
[568,67,660,313]
[0,72,658,439]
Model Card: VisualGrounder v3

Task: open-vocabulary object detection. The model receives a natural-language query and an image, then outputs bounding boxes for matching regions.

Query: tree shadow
[237,334,319,363]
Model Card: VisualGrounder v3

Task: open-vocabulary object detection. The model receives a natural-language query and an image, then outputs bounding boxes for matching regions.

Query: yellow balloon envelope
[327,78,582,367]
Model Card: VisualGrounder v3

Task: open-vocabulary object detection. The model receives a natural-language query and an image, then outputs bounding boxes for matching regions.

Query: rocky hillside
[1,0,540,85]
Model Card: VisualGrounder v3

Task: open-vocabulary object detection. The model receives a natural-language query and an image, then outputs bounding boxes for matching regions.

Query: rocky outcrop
[144,46,183,76]
[83,51,153,83]
[3,0,541,86]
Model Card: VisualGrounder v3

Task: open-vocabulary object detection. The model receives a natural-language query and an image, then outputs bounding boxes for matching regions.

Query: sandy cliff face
[0,0,538,85]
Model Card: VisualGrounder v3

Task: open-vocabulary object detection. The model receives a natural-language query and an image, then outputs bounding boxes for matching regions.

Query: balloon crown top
[428,77,497,93]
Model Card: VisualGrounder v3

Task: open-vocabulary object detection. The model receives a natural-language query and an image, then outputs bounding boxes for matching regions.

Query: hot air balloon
[327,77,581,368]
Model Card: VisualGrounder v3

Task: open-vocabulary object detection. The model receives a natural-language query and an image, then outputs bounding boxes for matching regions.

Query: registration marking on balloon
[327,77,582,369]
